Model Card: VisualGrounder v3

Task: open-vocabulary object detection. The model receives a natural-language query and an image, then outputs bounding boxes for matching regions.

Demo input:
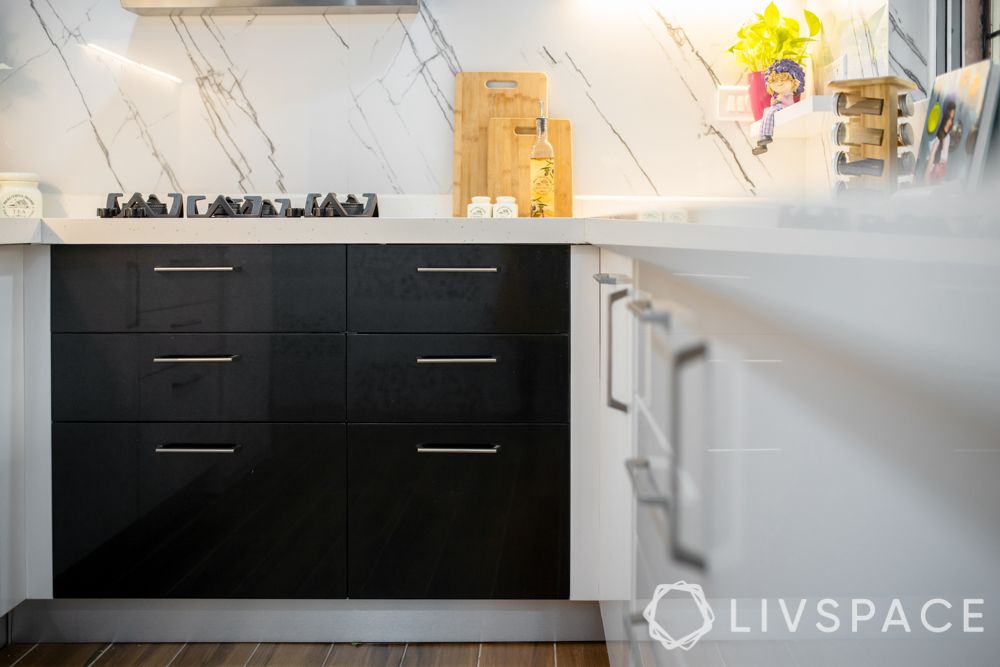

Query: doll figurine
[753,58,806,155]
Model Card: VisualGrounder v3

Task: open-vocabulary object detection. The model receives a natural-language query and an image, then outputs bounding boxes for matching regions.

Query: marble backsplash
[0,0,925,215]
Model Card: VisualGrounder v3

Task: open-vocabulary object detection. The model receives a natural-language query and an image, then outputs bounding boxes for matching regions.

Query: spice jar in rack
[0,173,42,218]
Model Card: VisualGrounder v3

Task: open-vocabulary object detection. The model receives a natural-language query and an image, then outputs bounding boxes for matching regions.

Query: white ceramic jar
[467,196,492,218]
[0,173,42,218]
[493,196,518,218]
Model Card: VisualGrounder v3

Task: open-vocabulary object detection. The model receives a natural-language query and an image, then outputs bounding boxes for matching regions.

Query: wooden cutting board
[453,72,548,216]
[487,117,573,217]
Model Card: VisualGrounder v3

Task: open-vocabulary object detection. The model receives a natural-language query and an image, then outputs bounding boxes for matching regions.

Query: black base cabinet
[347,424,569,599]
[53,423,347,599]
[52,334,346,422]
[50,244,571,601]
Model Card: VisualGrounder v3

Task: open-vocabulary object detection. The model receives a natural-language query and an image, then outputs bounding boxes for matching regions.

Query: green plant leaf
[764,2,780,27]
[783,17,800,36]
[804,9,822,35]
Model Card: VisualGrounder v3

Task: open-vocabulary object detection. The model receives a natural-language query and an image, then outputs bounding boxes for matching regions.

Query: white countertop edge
[39,217,587,245]
[0,218,43,244]
[2,216,995,266]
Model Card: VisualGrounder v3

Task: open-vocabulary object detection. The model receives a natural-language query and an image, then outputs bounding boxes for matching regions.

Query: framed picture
[914,60,1000,188]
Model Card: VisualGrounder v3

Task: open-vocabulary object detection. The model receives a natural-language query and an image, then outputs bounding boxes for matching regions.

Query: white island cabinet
[0,245,26,618]
[601,245,1000,667]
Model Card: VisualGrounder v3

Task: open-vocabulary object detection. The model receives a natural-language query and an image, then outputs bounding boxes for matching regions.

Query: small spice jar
[467,196,492,218]
[0,173,42,218]
[493,196,518,218]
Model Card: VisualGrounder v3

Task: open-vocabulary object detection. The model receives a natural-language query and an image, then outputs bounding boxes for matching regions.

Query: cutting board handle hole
[514,127,535,135]
[485,80,518,89]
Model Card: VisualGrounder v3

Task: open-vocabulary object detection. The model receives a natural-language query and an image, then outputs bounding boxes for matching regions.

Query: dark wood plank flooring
[0,642,609,667]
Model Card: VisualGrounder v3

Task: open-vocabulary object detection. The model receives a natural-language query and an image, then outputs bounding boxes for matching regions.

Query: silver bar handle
[670,341,709,572]
[607,289,630,413]
[416,267,498,273]
[593,272,632,286]
[153,355,239,364]
[628,299,671,324]
[156,444,242,455]
[416,357,497,364]
[625,457,670,508]
[153,266,238,273]
[416,445,500,455]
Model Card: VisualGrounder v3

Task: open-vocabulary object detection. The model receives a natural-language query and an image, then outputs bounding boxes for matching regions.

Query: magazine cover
[914,60,999,187]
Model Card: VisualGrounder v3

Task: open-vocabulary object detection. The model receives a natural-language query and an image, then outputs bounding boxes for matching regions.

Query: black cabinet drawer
[52,334,346,422]
[347,245,569,333]
[346,335,569,423]
[51,245,346,333]
[348,424,569,599]
[53,423,347,599]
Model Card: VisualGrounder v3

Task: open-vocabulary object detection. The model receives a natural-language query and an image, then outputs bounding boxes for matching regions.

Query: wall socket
[716,85,754,121]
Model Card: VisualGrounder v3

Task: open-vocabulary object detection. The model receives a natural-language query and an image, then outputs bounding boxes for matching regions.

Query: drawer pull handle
[670,342,709,572]
[153,266,239,273]
[416,357,497,364]
[593,272,632,285]
[607,288,630,413]
[416,445,500,455]
[625,457,670,508]
[156,444,242,455]
[628,299,671,324]
[415,267,499,273]
[153,355,240,364]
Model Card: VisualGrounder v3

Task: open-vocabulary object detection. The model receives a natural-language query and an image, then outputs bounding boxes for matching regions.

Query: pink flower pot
[748,71,771,121]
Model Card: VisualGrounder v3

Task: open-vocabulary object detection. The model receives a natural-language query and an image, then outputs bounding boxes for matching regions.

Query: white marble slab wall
[1,0,833,214]
[810,0,891,91]
[888,0,931,96]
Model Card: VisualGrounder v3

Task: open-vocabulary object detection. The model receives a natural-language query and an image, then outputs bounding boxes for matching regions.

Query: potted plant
[729,2,822,121]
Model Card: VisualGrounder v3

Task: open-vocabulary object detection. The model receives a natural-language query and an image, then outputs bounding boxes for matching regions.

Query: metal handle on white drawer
[416,445,500,455]
[153,266,239,272]
[625,457,670,508]
[670,341,709,572]
[153,355,240,363]
[593,272,631,286]
[628,299,671,324]
[606,289,631,412]
[416,267,499,273]
[156,444,242,455]
[416,357,497,364]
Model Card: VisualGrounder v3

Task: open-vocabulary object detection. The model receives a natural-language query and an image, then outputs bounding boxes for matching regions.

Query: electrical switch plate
[716,85,754,121]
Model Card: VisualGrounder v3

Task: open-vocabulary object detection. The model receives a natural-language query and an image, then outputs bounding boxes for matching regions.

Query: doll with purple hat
[753,58,806,155]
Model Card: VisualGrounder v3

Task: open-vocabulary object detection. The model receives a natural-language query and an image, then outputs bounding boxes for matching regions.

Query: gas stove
[97,192,379,218]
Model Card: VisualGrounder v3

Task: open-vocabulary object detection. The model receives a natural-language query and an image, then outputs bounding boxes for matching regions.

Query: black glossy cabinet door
[52,334,345,422]
[53,423,347,599]
[52,245,346,333]
[52,334,139,421]
[347,245,569,333]
[346,335,569,423]
[348,424,569,599]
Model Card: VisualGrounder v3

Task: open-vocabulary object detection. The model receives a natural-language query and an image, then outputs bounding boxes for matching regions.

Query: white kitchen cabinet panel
[596,249,636,602]
[0,246,26,617]
[622,256,1000,664]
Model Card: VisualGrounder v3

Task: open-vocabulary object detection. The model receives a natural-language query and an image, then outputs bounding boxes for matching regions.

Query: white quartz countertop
[3,195,997,266]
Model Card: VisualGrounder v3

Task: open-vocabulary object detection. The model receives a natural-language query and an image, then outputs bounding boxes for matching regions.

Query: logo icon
[643,581,715,651]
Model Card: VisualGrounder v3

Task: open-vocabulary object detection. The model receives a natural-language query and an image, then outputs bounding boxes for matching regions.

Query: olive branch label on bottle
[530,100,556,218]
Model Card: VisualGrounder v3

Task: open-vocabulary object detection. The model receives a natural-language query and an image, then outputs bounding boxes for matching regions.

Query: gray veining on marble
[0,0,922,210]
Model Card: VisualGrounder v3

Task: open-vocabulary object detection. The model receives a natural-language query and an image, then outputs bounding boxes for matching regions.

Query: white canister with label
[0,173,42,218]
[493,196,518,218]
[467,196,492,218]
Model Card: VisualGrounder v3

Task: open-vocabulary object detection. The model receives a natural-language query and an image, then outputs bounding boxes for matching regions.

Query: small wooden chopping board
[453,72,549,216]
[487,117,573,217]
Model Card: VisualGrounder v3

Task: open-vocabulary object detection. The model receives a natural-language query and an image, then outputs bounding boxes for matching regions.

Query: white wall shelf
[748,95,835,139]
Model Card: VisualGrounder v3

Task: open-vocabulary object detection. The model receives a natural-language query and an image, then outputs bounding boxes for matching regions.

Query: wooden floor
[0,642,610,667]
